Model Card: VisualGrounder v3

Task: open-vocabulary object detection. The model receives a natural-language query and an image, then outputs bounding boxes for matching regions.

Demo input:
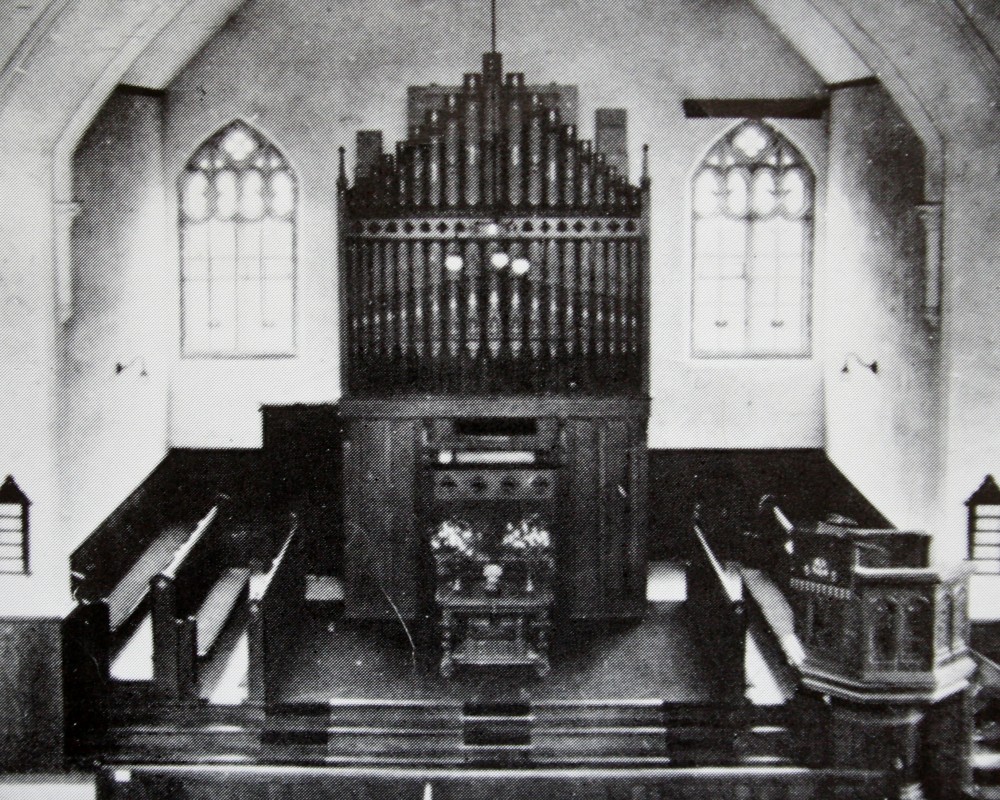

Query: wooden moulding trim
[161,506,218,580]
[800,654,976,705]
[338,394,650,419]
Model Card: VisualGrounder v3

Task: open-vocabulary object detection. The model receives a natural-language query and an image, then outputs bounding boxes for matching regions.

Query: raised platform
[95,762,893,800]
[86,590,803,771]
[276,601,716,705]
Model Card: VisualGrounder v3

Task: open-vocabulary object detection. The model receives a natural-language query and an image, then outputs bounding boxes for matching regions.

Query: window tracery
[180,121,296,356]
[691,121,813,357]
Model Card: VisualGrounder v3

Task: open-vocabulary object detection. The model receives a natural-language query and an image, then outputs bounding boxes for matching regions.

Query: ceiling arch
[0,0,996,217]
[747,0,872,84]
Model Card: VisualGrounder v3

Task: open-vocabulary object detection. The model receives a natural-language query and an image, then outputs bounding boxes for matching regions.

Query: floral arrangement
[501,513,552,553]
[430,519,478,557]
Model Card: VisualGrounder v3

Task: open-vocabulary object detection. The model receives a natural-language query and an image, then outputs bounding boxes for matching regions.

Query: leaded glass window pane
[692,121,813,357]
[180,121,296,356]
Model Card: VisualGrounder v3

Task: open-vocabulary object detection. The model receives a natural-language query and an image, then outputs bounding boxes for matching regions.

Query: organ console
[338,49,651,644]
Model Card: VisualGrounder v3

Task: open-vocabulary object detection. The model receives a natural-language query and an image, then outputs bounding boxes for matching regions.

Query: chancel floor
[182,563,793,708]
[276,601,716,704]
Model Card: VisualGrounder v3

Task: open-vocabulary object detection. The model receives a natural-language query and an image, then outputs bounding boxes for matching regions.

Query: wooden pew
[70,485,231,687]
[99,509,224,685]
[687,521,747,702]
[247,520,305,706]
[151,505,251,701]
[64,510,216,733]
[104,524,194,638]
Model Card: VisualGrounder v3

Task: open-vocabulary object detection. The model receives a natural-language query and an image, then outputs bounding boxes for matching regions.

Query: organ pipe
[507,80,523,206]
[463,74,481,207]
[545,108,560,208]
[427,110,443,208]
[527,95,543,208]
[563,125,578,208]
[338,51,649,395]
[444,96,460,207]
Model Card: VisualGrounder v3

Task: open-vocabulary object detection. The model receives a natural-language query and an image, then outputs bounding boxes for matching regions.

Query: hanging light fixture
[444,240,464,273]
[509,241,529,275]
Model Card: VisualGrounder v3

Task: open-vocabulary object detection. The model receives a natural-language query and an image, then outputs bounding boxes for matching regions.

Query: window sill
[180,352,298,361]
[689,353,814,363]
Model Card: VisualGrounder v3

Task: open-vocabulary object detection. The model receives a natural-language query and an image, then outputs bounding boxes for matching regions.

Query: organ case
[338,51,650,624]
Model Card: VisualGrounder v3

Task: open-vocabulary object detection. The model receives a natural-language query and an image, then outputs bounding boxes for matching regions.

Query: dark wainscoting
[647,449,891,561]
[0,617,64,771]
[72,427,890,594]
[262,404,342,575]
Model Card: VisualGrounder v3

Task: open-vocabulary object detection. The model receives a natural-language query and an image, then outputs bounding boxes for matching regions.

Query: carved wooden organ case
[338,51,650,623]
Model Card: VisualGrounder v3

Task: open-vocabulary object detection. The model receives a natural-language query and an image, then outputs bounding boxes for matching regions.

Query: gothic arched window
[180,121,296,356]
[691,121,813,357]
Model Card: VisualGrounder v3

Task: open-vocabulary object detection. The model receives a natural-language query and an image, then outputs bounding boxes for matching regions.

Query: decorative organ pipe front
[338,51,650,396]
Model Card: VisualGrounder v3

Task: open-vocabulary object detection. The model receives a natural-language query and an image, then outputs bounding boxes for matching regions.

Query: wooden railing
[247,520,305,705]
[687,523,746,700]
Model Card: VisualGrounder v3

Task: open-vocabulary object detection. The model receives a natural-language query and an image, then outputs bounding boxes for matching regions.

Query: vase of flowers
[430,518,478,591]
[501,513,554,592]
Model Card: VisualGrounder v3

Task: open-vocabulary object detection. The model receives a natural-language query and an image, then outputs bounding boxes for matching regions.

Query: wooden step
[465,716,532,747]
[263,700,466,762]
[108,700,262,728]
[103,722,261,762]
[737,723,795,760]
[327,698,462,728]
[533,726,668,758]
[328,727,464,759]
[532,699,665,728]
[461,742,533,767]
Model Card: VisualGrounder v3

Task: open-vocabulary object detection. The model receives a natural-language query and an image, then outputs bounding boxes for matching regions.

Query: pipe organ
[338,51,650,628]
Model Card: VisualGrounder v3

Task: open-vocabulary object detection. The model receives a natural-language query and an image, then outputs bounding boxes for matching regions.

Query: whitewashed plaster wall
[160,0,828,449]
